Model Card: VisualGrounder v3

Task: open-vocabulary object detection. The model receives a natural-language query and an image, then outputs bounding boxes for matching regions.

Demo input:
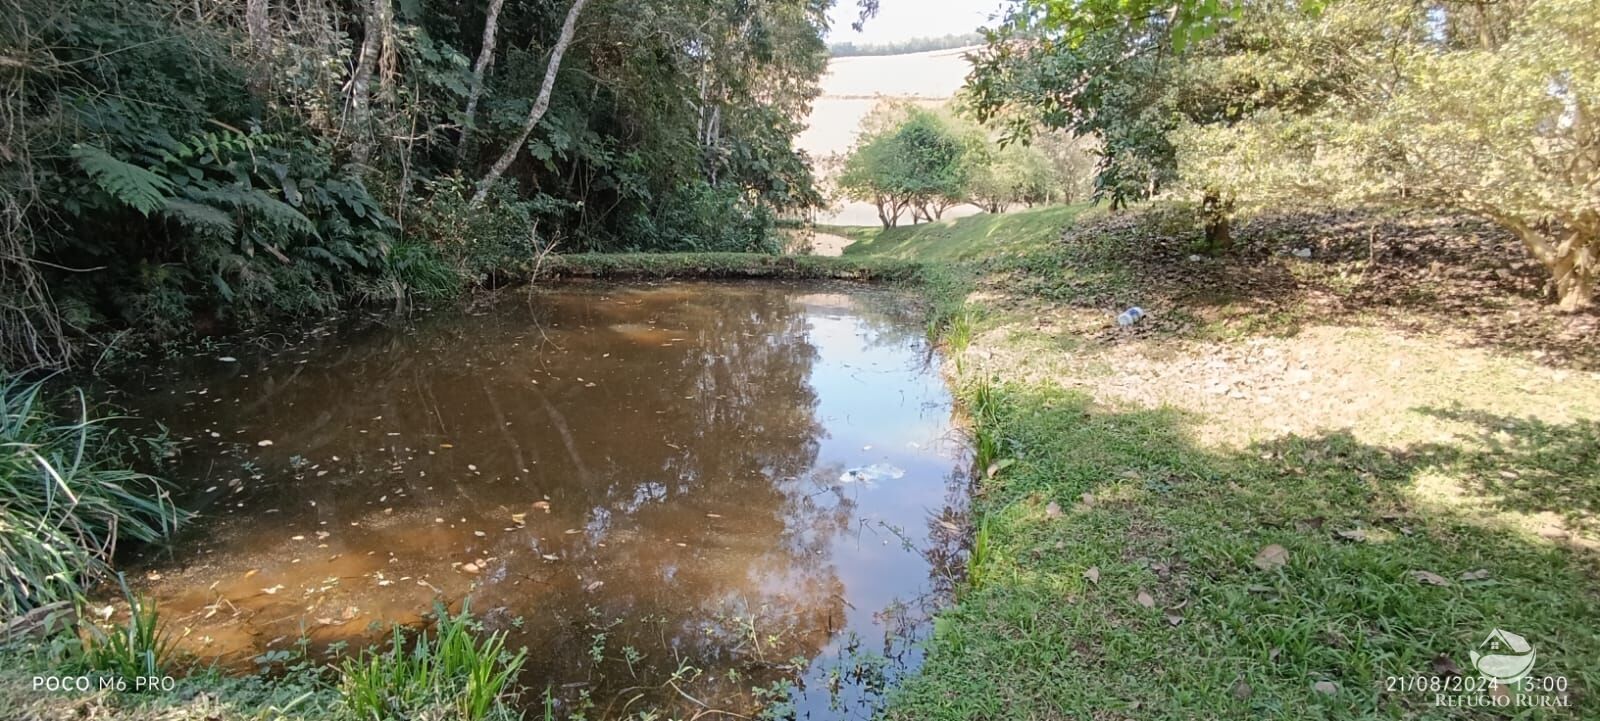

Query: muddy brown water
[112,281,968,719]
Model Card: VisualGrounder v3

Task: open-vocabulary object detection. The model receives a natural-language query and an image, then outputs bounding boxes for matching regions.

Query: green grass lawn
[886,205,1599,719]
[827,204,1092,263]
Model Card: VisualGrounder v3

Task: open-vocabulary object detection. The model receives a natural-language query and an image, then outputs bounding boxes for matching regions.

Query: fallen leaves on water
[532,501,551,513]
[1411,570,1452,586]
[511,513,527,525]
[1252,544,1289,571]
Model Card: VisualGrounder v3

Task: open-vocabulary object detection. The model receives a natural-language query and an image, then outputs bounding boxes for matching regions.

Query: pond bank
[871,204,1600,719]
[530,251,924,281]
[10,202,1599,720]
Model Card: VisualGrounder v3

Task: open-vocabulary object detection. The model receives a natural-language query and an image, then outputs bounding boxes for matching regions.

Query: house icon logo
[1469,629,1536,684]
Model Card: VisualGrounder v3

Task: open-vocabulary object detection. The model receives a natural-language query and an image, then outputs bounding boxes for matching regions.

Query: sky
[825,0,1006,46]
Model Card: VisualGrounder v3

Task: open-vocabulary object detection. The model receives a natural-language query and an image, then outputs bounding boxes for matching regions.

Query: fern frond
[160,198,236,237]
[190,187,316,235]
[71,144,174,216]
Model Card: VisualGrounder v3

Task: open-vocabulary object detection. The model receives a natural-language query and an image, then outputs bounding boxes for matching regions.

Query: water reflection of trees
[129,283,935,715]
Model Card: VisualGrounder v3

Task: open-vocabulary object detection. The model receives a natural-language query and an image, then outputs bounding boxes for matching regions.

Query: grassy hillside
[888,204,1600,719]
[829,204,1091,263]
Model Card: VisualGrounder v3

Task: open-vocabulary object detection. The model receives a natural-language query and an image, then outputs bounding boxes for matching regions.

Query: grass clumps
[0,374,184,615]
[4,601,530,721]
[341,604,528,721]
[835,204,1089,264]
[78,586,176,682]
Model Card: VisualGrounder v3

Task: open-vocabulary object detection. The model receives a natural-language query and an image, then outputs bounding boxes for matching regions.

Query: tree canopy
[837,101,1091,227]
[969,0,1600,309]
[0,0,865,367]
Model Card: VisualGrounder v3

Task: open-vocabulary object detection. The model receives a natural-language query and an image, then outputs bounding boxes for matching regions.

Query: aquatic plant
[78,578,175,682]
[340,603,527,721]
[0,374,183,616]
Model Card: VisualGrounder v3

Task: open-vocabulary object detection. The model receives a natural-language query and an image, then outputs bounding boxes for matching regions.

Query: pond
[114,281,968,718]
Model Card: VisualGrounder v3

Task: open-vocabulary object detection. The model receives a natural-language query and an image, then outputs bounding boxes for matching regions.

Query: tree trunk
[1201,189,1232,254]
[1553,253,1595,310]
[455,0,507,166]
[1546,230,1596,311]
[245,0,271,60]
[1499,211,1596,311]
[244,0,272,93]
[346,0,391,167]
[471,0,589,207]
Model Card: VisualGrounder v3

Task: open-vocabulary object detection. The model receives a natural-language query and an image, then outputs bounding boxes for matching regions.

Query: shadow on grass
[893,382,1599,720]
[1411,407,1600,536]
[1005,206,1600,369]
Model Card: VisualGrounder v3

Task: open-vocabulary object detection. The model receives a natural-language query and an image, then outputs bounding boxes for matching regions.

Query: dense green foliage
[0,375,182,616]
[970,0,1599,308]
[0,0,848,367]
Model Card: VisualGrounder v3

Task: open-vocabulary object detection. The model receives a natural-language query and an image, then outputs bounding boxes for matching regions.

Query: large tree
[837,104,975,227]
[1176,0,1600,309]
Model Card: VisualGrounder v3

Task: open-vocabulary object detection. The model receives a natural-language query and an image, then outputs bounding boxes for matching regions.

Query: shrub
[627,182,778,254]
[0,374,184,616]
[407,176,574,279]
[78,581,175,682]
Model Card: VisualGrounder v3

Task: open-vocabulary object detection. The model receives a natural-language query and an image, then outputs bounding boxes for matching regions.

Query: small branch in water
[667,680,751,720]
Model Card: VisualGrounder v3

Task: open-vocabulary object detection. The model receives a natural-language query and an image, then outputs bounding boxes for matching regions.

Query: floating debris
[838,463,905,485]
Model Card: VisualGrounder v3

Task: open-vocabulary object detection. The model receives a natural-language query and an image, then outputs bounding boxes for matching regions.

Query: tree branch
[470,0,589,207]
